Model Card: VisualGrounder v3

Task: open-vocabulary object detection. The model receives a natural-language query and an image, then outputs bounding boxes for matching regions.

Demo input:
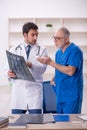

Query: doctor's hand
[37,56,52,65]
[26,61,32,68]
[7,70,16,78]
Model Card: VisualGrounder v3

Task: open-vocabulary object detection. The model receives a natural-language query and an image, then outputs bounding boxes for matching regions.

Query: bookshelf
[8,18,87,87]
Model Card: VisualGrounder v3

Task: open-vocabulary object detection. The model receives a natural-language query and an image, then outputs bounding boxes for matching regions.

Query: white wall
[0,86,11,115]
[0,0,87,115]
[0,0,87,86]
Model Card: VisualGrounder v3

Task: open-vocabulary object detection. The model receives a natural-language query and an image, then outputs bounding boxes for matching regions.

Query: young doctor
[7,22,48,114]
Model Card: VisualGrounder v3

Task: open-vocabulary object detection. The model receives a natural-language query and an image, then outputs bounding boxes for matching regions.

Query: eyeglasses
[53,36,64,41]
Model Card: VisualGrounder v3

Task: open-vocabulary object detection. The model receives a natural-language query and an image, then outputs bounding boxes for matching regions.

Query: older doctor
[7,22,47,114]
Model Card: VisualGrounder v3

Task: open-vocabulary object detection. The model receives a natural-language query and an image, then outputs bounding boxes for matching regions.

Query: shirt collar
[23,41,33,49]
[23,41,39,49]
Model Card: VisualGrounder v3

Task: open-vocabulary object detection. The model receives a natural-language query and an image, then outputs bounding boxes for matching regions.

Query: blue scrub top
[54,43,83,103]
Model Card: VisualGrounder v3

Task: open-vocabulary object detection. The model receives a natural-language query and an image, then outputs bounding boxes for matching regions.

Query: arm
[50,61,76,76]
[37,56,76,76]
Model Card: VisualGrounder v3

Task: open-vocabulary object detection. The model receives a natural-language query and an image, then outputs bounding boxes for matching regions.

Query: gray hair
[59,27,70,37]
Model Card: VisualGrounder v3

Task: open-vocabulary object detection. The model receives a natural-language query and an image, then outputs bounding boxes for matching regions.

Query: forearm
[37,56,76,76]
[49,61,76,76]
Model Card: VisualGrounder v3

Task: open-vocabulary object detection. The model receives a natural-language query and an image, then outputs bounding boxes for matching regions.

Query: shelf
[9,31,22,34]
[39,31,55,34]
[9,31,55,34]
[84,59,87,62]
[84,74,87,87]
[36,18,61,32]
[79,45,87,47]
[83,71,87,75]
[70,34,87,46]
[84,71,87,74]
[84,83,87,88]
[9,18,35,32]
[63,18,87,32]
[71,31,87,33]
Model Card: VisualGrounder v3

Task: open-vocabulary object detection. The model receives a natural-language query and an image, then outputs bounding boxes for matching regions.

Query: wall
[0,0,87,114]
[0,86,11,115]
[0,0,87,86]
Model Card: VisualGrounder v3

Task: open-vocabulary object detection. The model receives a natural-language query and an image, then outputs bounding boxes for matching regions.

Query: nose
[34,35,37,40]
[54,39,57,43]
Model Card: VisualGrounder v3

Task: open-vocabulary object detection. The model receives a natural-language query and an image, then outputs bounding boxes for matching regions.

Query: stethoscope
[15,44,41,55]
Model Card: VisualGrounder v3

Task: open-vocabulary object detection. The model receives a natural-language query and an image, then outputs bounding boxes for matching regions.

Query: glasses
[53,36,64,41]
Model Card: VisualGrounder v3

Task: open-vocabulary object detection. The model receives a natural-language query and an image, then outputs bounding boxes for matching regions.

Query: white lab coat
[7,42,47,110]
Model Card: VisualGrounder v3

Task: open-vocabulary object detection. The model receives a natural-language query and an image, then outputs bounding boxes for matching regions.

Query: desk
[1,114,87,130]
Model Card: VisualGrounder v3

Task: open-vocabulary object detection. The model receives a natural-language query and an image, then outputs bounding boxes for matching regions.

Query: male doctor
[7,22,47,114]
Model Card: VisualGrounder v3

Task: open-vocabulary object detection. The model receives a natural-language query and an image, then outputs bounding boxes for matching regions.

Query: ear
[23,33,27,38]
[65,37,69,43]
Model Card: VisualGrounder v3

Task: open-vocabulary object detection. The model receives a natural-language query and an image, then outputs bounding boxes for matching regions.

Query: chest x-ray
[6,50,35,82]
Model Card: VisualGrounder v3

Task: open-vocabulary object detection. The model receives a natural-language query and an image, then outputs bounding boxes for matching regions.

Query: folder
[53,115,69,122]
[9,113,55,126]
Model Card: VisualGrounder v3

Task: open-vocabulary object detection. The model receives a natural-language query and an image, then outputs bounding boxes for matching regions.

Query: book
[0,117,9,128]
[0,122,9,128]
[0,117,9,125]
[6,50,35,82]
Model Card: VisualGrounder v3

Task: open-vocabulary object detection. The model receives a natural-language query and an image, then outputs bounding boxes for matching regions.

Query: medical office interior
[0,0,87,115]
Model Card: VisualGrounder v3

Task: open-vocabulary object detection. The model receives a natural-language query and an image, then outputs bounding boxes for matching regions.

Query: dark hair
[22,22,38,35]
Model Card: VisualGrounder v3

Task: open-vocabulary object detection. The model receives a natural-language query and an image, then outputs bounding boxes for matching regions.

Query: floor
[0,86,87,115]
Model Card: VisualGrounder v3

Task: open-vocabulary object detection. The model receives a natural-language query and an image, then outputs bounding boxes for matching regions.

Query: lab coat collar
[23,41,36,49]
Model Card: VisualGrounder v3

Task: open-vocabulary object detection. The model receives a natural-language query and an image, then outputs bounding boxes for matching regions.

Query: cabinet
[8,18,87,87]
